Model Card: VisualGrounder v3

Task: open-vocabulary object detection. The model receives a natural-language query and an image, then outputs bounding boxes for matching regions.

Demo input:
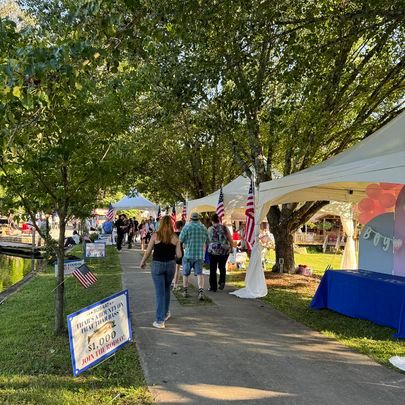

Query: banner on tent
[362,226,402,252]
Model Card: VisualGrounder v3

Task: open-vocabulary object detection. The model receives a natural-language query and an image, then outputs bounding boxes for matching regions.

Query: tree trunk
[271,226,295,273]
[55,215,66,335]
[266,201,329,273]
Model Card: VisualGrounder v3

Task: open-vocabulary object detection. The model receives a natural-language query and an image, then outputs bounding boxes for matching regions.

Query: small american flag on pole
[171,205,177,230]
[72,264,97,288]
[106,203,114,221]
[245,179,255,250]
[181,202,187,222]
[216,187,225,223]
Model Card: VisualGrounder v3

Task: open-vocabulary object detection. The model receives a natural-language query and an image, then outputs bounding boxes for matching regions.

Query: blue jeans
[151,260,176,322]
[182,258,204,276]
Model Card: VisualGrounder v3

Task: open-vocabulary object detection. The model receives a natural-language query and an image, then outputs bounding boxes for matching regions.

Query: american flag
[216,187,225,223]
[72,264,97,288]
[106,203,114,221]
[181,202,187,222]
[171,205,177,230]
[245,179,255,250]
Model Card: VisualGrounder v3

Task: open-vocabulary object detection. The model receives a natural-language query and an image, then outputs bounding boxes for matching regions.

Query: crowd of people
[107,214,158,251]
[100,211,274,330]
[139,212,235,329]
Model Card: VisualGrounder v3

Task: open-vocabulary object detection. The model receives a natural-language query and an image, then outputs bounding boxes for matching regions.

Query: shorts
[182,258,204,276]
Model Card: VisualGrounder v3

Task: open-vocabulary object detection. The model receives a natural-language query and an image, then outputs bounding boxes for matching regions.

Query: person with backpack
[207,213,233,292]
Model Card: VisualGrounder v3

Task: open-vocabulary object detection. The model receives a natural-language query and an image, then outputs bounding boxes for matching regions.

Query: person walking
[133,217,139,242]
[139,220,147,250]
[127,218,135,249]
[172,220,185,290]
[140,215,182,329]
[179,212,209,301]
[207,213,233,292]
[115,214,127,251]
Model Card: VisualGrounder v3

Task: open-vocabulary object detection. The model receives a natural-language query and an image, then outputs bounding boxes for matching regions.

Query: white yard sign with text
[67,290,132,376]
[54,260,84,277]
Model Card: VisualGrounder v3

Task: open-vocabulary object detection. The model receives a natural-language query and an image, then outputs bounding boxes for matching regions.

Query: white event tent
[232,111,405,299]
[112,193,157,211]
[186,169,281,221]
[186,174,252,221]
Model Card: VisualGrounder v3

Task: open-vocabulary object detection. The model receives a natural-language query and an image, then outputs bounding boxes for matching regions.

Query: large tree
[129,0,404,272]
[0,15,133,333]
[18,0,405,273]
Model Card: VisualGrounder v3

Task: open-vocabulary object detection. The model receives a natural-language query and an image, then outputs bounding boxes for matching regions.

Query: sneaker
[198,289,204,301]
[164,312,171,321]
[219,283,225,290]
[152,321,165,329]
[182,289,188,298]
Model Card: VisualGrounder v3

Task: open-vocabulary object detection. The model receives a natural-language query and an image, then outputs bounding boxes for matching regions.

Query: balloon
[380,182,398,190]
[358,211,375,225]
[373,200,388,214]
[366,183,381,199]
[379,192,396,208]
[358,198,375,212]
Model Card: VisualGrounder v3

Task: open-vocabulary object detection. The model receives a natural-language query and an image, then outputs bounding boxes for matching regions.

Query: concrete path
[120,247,405,404]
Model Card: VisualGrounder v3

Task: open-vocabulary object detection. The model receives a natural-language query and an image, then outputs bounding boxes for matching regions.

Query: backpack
[208,224,230,256]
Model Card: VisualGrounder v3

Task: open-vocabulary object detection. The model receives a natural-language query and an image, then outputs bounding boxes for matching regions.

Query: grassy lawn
[0,245,152,404]
[228,251,405,369]
[264,249,344,277]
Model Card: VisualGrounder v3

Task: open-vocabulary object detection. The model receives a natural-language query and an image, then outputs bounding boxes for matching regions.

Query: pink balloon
[373,200,388,214]
[380,182,398,190]
[358,211,375,225]
[378,193,396,209]
[365,183,381,199]
[358,198,375,212]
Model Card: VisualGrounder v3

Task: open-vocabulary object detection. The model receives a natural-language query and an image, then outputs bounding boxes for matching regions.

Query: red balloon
[380,182,398,190]
[373,200,388,214]
[358,198,375,212]
[365,183,381,199]
[378,192,396,208]
[358,211,375,225]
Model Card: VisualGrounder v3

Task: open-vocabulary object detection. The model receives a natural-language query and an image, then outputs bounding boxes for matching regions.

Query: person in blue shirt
[102,220,113,234]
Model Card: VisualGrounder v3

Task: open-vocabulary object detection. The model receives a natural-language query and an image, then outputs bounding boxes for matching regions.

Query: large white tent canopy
[187,169,281,221]
[112,194,157,211]
[232,111,405,299]
[186,174,252,220]
[258,112,405,220]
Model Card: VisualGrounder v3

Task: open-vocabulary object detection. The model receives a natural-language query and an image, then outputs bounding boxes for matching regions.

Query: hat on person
[190,212,200,221]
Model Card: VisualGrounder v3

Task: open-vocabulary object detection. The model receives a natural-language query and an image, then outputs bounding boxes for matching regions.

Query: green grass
[0,245,152,404]
[172,282,213,306]
[265,250,345,276]
[264,285,405,368]
[228,251,405,369]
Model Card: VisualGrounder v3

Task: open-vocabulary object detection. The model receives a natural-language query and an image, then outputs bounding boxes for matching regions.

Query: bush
[89,232,99,242]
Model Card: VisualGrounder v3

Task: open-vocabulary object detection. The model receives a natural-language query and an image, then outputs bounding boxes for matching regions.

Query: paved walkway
[120,247,405,404]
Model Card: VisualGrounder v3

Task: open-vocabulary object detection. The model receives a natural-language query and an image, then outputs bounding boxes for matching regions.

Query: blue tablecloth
[311,270,405,338]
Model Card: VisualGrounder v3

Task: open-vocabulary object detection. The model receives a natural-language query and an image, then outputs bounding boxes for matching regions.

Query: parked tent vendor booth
[232,112,405,337]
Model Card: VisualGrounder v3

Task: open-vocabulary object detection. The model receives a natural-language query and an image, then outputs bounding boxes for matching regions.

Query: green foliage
[0,246,151,404]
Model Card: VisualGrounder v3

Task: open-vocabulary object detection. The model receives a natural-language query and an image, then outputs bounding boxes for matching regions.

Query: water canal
[0,254,41,293]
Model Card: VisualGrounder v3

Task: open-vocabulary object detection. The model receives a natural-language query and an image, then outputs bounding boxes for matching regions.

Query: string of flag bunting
[362,226,402,251]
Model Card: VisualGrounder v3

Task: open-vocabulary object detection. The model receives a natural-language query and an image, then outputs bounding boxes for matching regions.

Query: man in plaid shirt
[179,212,209,300]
